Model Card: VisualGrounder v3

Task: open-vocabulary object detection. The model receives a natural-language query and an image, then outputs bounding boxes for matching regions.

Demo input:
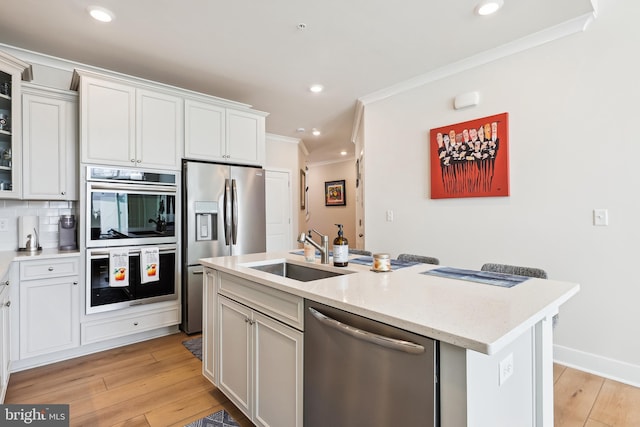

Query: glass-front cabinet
[0,50,32,198]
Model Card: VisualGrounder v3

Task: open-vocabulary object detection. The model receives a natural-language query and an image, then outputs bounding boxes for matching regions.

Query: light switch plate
[0,218,8,232]
[593,209,608,226]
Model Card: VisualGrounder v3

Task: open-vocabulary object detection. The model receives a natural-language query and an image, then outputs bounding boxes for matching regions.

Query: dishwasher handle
[308,307,425,355]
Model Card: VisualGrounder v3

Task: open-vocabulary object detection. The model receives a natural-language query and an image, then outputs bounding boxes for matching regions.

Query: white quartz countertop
[0,248,80,279]
[200,251,580,355]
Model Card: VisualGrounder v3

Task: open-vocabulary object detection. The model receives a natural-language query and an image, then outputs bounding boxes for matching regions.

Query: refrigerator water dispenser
[195,201,217,241]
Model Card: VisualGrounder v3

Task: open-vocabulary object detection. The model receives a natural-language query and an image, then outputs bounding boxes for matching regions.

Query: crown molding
[358,11,596,107]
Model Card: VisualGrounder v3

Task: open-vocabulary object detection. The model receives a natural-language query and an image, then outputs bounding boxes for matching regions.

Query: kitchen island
[200,251,579,427]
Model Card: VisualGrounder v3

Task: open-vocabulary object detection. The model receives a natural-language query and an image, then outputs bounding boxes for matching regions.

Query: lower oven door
[87,244,177,314]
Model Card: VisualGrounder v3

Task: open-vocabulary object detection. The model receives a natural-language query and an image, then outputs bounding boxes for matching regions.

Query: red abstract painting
[430,112,509,199]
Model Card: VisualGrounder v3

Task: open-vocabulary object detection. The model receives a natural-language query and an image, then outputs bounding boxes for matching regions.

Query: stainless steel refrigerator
[181,160,266,333]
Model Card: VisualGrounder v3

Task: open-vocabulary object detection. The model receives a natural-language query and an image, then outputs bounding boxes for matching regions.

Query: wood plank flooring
[4,332,252,427]
[4,332,640,426]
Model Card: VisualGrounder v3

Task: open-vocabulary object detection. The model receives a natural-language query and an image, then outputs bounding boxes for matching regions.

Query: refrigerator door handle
[231,179,238,244]
[223,178,232,245]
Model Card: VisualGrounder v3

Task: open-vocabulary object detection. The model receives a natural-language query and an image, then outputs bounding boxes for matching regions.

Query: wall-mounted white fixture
[454,91,480,110]
[475,0,504,16]
[88,6,115,22]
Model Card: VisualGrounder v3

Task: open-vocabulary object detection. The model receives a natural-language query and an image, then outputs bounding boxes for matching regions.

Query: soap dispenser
[333,224,349,267]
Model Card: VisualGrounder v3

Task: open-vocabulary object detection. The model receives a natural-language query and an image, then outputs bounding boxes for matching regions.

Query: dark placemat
[422,266,530,288]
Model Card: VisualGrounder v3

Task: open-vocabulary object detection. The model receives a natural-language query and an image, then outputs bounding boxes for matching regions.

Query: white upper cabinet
[226,109,265,166]
[0,50,32,199]
[73,70,183,170]
[184,98,267,166]
[184,99,225,161]
[22,84,78,200]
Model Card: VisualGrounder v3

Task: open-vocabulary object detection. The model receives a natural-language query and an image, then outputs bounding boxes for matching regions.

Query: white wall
[363,0,640,385]
[305,160,357,246]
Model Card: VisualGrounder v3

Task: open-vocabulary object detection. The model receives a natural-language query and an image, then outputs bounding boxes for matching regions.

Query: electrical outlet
[0,218,8,232]
[499,353,514,386]
[386,210,394,222]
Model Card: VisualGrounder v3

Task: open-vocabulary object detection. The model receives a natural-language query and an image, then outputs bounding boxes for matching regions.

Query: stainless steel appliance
[59,214,77,250]
[85,166,177,248]
[304,300,439,427]
[181,160,266,333]
[86,244,178,314]
[83,165,179,314]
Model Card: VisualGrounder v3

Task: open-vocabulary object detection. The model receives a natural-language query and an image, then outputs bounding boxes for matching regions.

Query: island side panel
[440,327,535,427]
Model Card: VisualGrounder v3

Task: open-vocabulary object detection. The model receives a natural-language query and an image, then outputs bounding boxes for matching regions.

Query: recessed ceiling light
[475,0,503,16]
[309,84,324,93]
[312,129,321,136]
[88,6,115,22]
[340,151,347,156]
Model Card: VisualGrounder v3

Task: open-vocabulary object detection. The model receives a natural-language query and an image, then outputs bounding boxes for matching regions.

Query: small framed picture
[300,169,306,210]
[325,180,346,206]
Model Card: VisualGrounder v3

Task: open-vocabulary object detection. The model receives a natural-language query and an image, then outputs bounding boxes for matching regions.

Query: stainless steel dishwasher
[304,300,439,427]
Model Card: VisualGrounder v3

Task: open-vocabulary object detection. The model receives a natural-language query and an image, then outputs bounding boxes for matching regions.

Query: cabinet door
[0,283,10,402]
[226,109,265,166]
[254,311,303,427]
[184,99,225,161]
[202,268,217,385]
[218,295,252,416]
[136,89,183,170]
[80,76,135,166]
[22,90,78,200]
[20,275,80,359]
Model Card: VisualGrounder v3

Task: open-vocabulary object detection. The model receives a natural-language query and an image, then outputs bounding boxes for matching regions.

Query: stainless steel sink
[250,262,352,282]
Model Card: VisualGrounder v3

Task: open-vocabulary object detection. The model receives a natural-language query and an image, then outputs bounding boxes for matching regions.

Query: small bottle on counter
[333,224,349,267]
[304,230,315,262]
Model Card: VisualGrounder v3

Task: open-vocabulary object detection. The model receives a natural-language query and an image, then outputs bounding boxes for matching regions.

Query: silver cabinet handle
[48,267,54,271]
[73,281,78,285]
[192,270,204,275]
[131,159,136,163]
[133,321,139,326]
[5,301,10,307]
[2,280,8,286]
[308,307,425,354]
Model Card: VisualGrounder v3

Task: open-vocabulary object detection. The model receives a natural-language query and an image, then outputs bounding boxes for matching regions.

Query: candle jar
[373,253,391,272]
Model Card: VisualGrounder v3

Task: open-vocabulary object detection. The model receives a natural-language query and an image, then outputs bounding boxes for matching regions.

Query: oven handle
[89,182,177,193]
[308,307,425,354]
[89,246,177,257]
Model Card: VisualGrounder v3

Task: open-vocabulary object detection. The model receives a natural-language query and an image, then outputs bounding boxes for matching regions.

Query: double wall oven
[85,166,179,314]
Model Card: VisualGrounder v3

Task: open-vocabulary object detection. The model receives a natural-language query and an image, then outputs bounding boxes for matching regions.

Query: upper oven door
[86,168,178,248]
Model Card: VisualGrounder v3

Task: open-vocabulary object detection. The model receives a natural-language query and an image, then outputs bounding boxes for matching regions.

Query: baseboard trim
[554,344,640,388]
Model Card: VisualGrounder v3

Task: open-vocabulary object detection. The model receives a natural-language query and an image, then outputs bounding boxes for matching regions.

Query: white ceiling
[0,0,595,163]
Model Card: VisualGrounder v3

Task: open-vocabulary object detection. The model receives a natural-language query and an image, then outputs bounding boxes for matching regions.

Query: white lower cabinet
[202,268,217,384]
[18,257,80,359]
[216,273,303,427]
[0,277,11,402]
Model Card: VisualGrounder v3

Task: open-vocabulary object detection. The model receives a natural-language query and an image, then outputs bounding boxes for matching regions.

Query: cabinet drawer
[81,306,180,345]
[218,272,304,330]
[20,258,79,280]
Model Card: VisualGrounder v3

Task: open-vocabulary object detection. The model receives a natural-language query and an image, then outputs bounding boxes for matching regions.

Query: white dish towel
[109,248,129,287]
[140,246,160,284]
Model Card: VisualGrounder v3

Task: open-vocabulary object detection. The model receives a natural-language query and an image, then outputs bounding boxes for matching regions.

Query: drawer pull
[73,281,78,285]
[48,267,54,272]
[133,321,139,326]
[5,301,10,307]
[2,281,8,286]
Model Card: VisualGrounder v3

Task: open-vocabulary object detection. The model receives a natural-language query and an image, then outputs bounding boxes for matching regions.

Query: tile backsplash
[0,199,77,251]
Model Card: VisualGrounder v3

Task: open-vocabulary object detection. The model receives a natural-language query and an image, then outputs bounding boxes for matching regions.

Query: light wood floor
[4,332,640,426]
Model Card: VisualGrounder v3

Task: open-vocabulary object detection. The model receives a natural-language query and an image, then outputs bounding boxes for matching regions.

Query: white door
[265,170,292,251]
